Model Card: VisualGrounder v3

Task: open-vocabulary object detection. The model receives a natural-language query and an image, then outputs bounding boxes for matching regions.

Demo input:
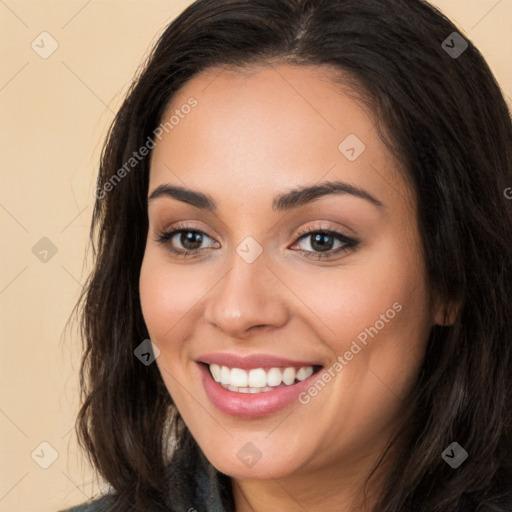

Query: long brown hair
[69,0,512,510]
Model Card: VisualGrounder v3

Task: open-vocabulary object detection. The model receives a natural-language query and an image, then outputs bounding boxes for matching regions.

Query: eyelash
[153,222,360,260]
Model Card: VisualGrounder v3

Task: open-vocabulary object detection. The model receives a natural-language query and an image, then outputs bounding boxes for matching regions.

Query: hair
[69,0,512,510]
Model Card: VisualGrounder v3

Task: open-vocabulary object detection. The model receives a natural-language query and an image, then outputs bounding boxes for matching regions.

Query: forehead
[148,63,409,208]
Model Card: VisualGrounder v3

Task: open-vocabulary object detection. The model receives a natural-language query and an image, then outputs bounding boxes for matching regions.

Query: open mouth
[200,362,323,394]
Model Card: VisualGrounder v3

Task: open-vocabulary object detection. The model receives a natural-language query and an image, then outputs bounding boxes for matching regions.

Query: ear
[433,297,460,326]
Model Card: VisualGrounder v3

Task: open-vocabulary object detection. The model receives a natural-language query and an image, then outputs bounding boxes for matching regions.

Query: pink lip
[197,362,322,418]
[197,352,321,370]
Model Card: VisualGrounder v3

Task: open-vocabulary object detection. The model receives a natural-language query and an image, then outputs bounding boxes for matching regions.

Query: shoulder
[58,493,115,512]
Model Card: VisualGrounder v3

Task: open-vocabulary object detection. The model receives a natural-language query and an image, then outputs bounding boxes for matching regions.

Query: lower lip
[197,362,321,418]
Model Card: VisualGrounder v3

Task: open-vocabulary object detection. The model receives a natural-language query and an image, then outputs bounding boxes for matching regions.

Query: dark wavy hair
[68,0,512,510]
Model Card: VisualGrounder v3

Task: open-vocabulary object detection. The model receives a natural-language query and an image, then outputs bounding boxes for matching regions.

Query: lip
[197,361,323,418]
[197,352,322,370]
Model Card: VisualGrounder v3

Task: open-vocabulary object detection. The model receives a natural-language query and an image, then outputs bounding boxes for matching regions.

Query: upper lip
[197,352,323,370]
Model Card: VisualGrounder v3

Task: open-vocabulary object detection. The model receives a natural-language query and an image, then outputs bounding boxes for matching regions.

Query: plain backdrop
[0,1,510,510]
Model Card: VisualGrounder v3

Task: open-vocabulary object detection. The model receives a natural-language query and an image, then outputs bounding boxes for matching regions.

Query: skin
[139,62,451,512]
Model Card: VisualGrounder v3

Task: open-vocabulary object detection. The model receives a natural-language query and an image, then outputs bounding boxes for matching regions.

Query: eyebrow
[147,180,384,211]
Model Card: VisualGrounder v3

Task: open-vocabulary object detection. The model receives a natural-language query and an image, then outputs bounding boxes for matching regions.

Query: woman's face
[139,63,444,482]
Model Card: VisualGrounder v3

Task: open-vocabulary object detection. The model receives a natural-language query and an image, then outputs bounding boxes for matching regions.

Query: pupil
[311,233,333,252]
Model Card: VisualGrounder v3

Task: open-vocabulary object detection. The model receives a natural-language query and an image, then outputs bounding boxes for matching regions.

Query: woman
[60,0,512,511]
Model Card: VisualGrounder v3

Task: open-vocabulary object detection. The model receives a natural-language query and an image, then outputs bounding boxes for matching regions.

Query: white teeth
[207,364,317,392]
[296,366,313,381]
[220,366,230,385]
[266,367,282,387]
[210,363,221,382]
[249,368,267,387]
[282,367,296,385]
[230,368,248,387]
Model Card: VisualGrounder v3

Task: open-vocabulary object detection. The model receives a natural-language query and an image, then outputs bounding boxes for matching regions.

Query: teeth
[266,367,282,387]
[207,364,316,392]
[230,368,248,387]
[210,364,222,382]
[296,366,313,381]
[249,368,267,387]
[283,367,296,385]
[220,365,230,385]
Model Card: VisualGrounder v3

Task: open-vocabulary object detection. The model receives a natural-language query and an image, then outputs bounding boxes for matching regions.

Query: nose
[203,249,289,339]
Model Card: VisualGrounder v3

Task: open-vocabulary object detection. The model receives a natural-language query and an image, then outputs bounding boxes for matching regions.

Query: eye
[291,225,359,260]
[153,223,219,258]
[153,223,360,260]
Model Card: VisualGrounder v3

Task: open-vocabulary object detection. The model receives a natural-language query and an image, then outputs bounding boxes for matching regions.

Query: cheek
[139,255,171,337]
[139,250,203,405]
[285,236,430,393]
[139,249,205,342]
[286,242,425,346]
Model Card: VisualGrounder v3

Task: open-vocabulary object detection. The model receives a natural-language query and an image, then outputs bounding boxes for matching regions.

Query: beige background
[0,1,510,510]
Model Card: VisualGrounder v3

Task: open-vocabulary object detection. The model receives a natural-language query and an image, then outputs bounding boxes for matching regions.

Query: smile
[197,358,324,418]
[208,363,318,393]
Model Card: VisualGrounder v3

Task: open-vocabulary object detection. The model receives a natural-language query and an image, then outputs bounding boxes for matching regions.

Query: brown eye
[292,227,360,260]
[154,226,215,254]
[299,232,337,252]
[176,230,205,251]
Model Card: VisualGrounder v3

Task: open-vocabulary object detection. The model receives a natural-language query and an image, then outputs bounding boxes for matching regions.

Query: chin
[200,439,311,481]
